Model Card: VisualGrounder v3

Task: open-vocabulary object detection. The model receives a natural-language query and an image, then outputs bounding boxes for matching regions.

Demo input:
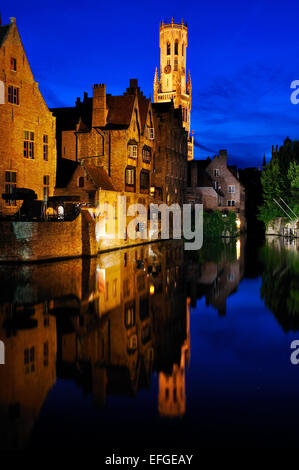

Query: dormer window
[10,57,17,71]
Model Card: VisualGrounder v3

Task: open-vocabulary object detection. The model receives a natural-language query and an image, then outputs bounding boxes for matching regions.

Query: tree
[259,138,299,225]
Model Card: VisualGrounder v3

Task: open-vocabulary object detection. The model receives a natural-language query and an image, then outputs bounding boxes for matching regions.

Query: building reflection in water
[0,238,246,449]
[187,237,245,316]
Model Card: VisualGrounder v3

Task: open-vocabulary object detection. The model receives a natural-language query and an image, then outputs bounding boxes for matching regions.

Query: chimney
[219,149,227,165]
[92,84,107,128]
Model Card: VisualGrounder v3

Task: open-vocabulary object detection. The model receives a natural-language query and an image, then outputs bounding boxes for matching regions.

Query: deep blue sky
[2,0,299,167]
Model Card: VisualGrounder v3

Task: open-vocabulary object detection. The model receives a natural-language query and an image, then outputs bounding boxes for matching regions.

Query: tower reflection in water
[0,238,246,449]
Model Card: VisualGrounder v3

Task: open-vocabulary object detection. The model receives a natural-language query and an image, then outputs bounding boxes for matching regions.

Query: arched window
[167,42,171,55]
[174,40,178,55]
[182,43,185,56]
[78,176,84,188]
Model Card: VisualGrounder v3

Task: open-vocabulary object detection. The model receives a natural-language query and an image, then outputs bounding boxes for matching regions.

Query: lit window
[24,131,34,158]
[8,85,19,104]
[10,57,17,71]
[4,171,17,206]
[43,135,48,161]
[125,302,135,328]
[125,167,135,186]
[128,144,138,159]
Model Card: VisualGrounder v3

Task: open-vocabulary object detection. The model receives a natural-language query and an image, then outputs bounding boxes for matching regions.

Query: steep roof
[0,24,11,47]
[138,97,150,132]
[106,95,135,129]
[84,165,116,191]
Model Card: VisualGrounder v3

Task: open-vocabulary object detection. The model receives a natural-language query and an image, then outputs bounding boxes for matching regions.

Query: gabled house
[52,79,155,199]
[0,17,56,216]
[186,150,246,229]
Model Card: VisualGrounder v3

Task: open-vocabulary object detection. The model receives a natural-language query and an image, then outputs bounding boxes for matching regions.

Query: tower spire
[154,67,159,102]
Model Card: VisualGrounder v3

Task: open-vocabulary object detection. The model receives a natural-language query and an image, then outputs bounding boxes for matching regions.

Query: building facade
[0,17,56,216]
[187,150,246,229]
[152,101,188,206]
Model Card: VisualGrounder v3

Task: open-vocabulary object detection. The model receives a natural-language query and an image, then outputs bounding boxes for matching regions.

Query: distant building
[0,17,56,216]
[186,150,246,229]
[153,19,193,160]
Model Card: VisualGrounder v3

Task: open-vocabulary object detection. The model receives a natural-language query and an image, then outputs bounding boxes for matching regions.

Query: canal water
[0,236,298,451]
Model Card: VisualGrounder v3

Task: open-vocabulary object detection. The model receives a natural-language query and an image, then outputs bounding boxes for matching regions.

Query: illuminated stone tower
[154,18,193,159]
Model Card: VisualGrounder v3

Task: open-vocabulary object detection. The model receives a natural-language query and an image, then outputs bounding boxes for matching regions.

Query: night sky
[2,0,299,168]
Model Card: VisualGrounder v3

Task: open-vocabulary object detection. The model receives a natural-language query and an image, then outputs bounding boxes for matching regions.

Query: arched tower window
[174,40,178,55]
[167,42,171,55]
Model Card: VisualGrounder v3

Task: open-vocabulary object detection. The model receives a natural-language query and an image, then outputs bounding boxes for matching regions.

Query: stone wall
[0,212,98,262]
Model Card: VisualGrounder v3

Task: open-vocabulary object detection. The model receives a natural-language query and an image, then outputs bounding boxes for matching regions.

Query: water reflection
[0,236,298,449]
[260,236,299,331]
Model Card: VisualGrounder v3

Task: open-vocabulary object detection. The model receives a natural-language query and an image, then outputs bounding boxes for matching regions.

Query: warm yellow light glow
[236,239,241,260]
[150,284,155,295]
[150,186,155,195]
[236,218,241,229]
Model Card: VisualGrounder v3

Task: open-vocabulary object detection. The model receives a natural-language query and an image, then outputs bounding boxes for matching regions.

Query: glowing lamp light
[150,186,155,196]
[236,218,241,229]
[236,239,241,260]
[150,284,155,295]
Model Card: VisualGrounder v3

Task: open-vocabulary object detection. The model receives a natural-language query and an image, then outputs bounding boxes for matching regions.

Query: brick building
[0,17,56,216]
[186,150,246,229]
[52,79,155,199]
[152,101,188,206]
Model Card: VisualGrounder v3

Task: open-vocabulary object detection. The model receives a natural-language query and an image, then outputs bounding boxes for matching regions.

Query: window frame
[227,200,235,207]
[24,130,34,159]
[10,57,17,72]
[8,85,19,105]
[140,169,150,193]
[4,170,17,206]
[43,134,49,161]
[125,166,136,191]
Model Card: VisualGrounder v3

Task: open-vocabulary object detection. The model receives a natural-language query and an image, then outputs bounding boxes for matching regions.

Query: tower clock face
[164,65,171,74]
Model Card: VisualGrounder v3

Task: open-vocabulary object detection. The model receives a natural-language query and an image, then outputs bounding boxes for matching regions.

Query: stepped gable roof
[123,79,150,132]
[0,24,11,47]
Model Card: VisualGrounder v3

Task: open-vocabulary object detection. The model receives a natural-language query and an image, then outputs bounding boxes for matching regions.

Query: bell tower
[154,18,193,159]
